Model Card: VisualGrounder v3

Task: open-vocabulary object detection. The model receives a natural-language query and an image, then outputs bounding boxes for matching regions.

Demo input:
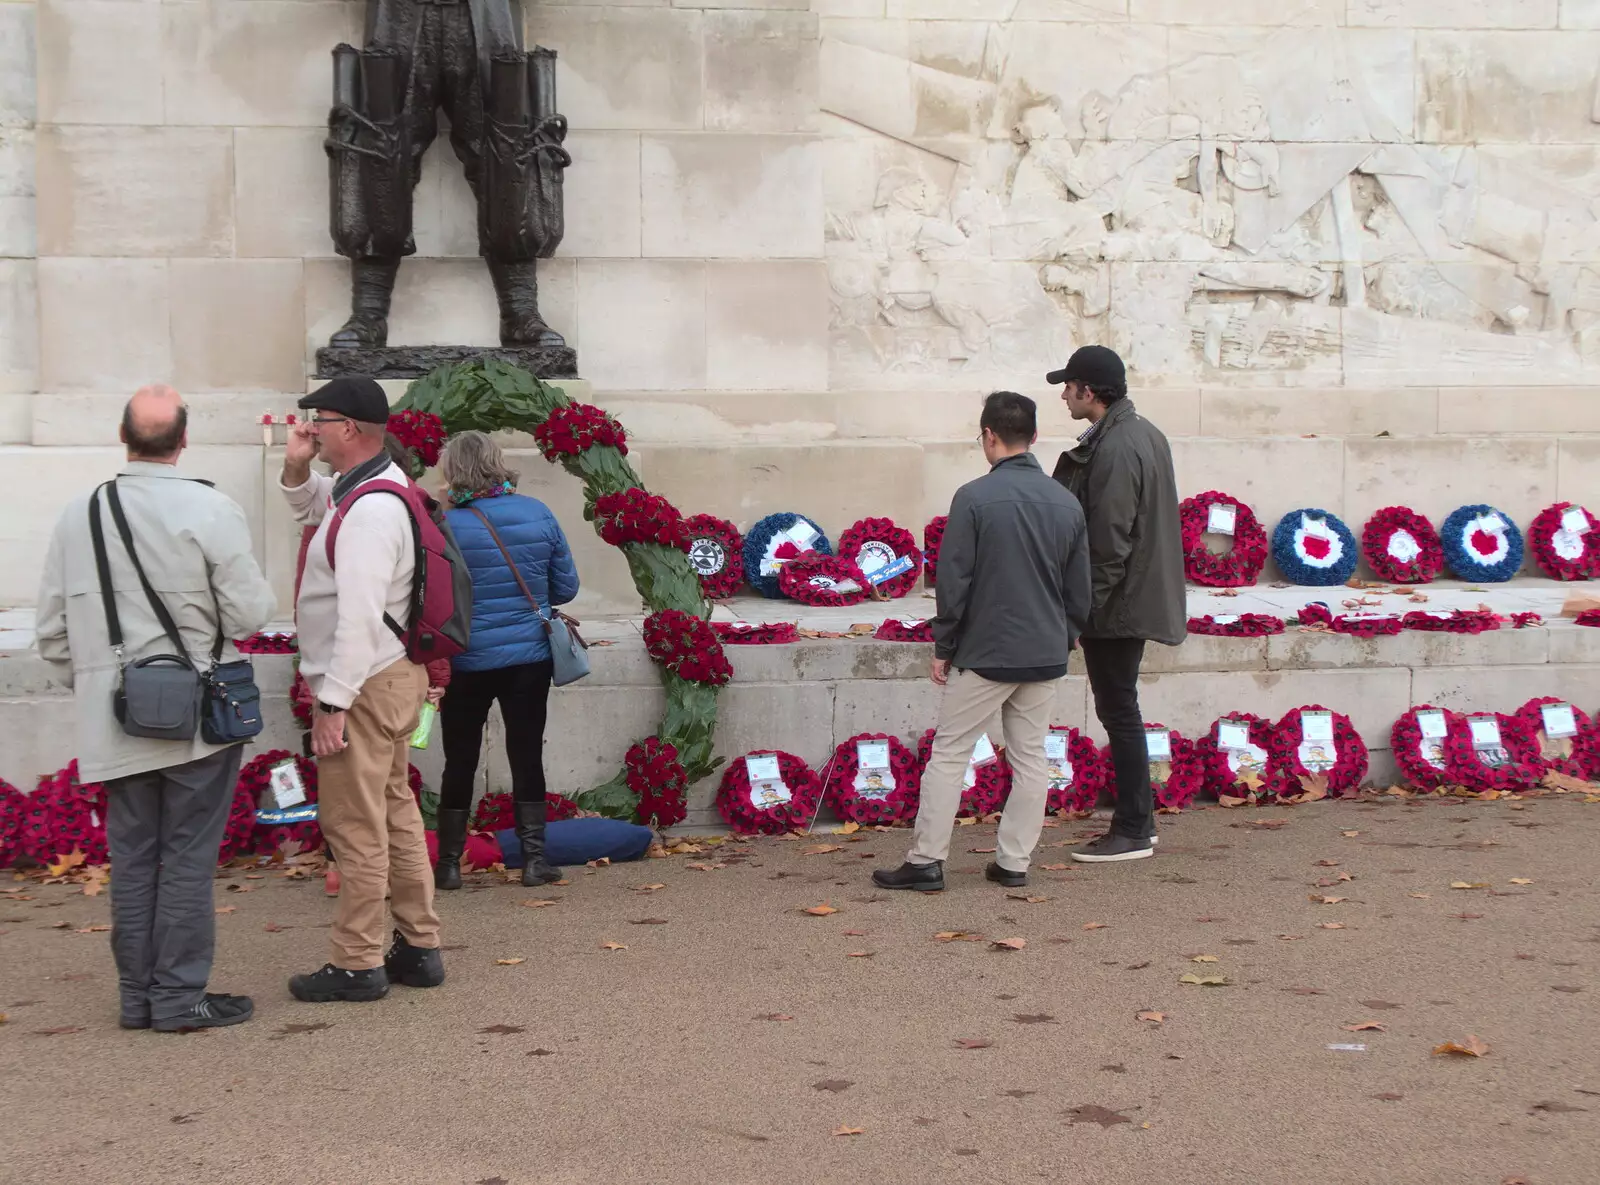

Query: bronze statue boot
[328,256,401,348]
[488,259,567,348]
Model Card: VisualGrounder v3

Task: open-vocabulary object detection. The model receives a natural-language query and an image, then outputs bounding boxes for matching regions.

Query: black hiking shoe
[384,930,446,988]
[289,963,390,1003]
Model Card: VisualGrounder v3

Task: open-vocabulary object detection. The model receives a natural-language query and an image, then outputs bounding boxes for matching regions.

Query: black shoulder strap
[87,485,124,653]
[103,480,198,662]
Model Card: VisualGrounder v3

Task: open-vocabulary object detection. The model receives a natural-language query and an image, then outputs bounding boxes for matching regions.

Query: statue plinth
[314,344,578,381]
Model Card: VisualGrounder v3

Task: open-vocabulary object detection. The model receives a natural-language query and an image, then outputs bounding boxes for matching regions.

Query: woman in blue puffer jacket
[433,431,579,890]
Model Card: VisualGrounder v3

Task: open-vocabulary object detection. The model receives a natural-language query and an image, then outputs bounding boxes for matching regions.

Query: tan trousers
[907,669,1061,873]
[317,658,439,969]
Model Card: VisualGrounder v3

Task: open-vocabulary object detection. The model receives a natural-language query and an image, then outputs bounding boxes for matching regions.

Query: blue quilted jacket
[446,493,580,672]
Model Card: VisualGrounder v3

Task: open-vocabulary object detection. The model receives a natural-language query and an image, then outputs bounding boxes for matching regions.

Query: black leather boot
[514,799,563,886]
[433,808,469,891]
[487,259,567,348]
[328,255,400,348]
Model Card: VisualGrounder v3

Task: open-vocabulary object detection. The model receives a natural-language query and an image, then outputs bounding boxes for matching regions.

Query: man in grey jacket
[36,385,277,1030]
[875,392,1090,892]
[1049,346,1186,863]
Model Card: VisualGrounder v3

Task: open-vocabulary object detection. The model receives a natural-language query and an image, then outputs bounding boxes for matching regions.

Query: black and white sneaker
[1071,833,1154,863]
[289,963,390,1003]
[152,993,255,1032]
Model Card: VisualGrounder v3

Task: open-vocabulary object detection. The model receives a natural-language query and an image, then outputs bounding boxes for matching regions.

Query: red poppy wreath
[923,516,948,586]
[1197,713,1279,802]
[683,513,746,600]
[778,552,871,607]
[1044,726,1108,815]
[915,729,1012,818]
[1187,613,1285,637]
[1389,705,1459,791]
[1268,706,1367,800]
[643,609,734,686]
[712,621,800,645]
[1441,711,1541,794]
[715,751,822,836]
[1102,724,1205,810]
[1180,491,1268,587]
[1528,502,1600,582]
[838,517,923,600]
[1401,609,1500,635]
[240,751,322,855]
[1512,695,1594,781]
[823,732,921,826]
[0,778,25,869]
[875,617,934,643]
[1361,506,1444,585]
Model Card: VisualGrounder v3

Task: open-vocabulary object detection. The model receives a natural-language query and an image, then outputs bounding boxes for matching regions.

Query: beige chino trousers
[907,669,1061,872]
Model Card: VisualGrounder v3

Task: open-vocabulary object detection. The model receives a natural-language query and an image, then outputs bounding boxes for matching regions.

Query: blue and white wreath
[1440,504,1523,583]
[742,512,833,599]
[1271,508,1358,586]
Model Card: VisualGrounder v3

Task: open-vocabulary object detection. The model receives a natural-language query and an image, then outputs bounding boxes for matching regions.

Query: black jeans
[1080,637,1153,840]
[439,660,554,813]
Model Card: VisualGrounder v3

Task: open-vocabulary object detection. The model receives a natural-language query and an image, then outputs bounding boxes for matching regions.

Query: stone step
[4,602,1597,827]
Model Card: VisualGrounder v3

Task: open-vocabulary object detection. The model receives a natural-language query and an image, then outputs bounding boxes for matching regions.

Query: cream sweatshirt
[282,459,416,710]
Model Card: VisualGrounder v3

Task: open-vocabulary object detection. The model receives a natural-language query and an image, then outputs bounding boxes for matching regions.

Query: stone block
[1412,663,1600,715]
[641,134,823,259]
[706,261,829,391]
[258,448,303,618]
[814,0,885,15]
[0,695,79,789]
[820,34,999,161]
[1171,436,1347,528]
[1200,388,1439,438]
[0,0,34,127]
[1437,387,1600,435]
[529,7,704,131]
[1132,0,1341,20]
[35,126,234,258]
[0,258,37,395]
[1143,635,1269,674]
[235,128,337,260]
[37,257,171,391]
[574,260,705,391]
[705,10,818,133]
[1349,0,1557,27]
[1565,0,1600,26]
[1548,621,1600,665]
[32,392,310,446]
[0,393,31,443]
[712,680,839,768]
[170,260,307,394]
[500,449,647,615]
[577,635,659,687]
[1341,436,1558,534]
[1267,626,1549,671]
[161,1,358,127]
[1086,667,1412,746]
[0,128,36,258]
[595,391,838,445]
[0,444,125,605]
[554,132,641,259]
[1557,438,1600,511]
[832,677,938,745]
[544,685,665,794]
[634,439,925,533]
[36,0,160,125]
[1419,32,1600,145]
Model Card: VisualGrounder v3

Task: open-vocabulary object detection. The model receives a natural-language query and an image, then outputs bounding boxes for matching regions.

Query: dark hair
[121,400,187,457]
[1088,383,1127,405]
[980,391,1037,447]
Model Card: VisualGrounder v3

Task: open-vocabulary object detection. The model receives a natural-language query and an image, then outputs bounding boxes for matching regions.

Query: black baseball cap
[298,376,390,425]
[1046,345,1126,390]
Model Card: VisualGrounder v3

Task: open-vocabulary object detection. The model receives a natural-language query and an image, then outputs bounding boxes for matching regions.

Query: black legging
[438,660,554,812]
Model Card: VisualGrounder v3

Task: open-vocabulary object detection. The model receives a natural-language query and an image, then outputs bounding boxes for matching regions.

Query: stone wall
[0,0,34,426]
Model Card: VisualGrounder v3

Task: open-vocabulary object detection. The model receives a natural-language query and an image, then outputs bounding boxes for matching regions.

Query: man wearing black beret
[1048,346,1186,862]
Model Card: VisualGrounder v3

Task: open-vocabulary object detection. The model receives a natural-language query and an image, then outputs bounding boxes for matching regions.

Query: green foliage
[399,358,721,823]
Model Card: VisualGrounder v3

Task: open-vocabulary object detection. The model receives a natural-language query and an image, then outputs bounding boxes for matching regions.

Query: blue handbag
[468,506,590,686]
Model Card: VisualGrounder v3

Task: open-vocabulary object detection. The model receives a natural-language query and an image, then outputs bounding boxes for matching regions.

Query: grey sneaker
[152,993,254,1032]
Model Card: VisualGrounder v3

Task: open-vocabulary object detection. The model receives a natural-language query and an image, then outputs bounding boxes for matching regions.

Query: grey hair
[441,430,520,493]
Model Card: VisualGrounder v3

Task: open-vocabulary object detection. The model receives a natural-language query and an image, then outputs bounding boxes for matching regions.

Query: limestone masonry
[5,1,1600,812]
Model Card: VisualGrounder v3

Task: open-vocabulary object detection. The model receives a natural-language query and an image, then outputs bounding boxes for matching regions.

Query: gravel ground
[2,795,1597,1185]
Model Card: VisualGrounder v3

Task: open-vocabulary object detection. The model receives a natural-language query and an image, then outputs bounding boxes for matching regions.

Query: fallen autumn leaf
[1433,1035,1491,1058]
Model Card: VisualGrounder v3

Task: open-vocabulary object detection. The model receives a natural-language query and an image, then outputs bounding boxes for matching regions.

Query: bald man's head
[121,385,188,461]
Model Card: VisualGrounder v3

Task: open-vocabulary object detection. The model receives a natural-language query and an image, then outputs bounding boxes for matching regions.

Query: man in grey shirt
[36,386,277,1031]
[874,392,1091,892]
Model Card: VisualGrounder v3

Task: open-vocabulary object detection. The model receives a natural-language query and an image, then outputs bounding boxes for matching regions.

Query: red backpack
[324,478,472,663]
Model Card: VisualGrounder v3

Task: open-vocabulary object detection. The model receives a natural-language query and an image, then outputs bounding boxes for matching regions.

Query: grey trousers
[104,746,242,1024]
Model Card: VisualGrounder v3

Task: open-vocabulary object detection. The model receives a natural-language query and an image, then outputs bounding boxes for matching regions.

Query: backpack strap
[323,478,417,644]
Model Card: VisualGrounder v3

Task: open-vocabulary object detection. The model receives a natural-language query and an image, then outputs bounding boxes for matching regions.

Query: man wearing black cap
[1048,346,1185,863]
[278,376,445,1001]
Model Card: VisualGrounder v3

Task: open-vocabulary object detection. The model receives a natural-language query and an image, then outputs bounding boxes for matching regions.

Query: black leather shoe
[1071,832,1154,863]
[384,929,445,988]
[289,963,389,1003]
[872,861,945,892]
[985,861,1027,887]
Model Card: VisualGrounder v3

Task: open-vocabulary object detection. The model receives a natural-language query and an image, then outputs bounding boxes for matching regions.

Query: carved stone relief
[821,24,1600,386]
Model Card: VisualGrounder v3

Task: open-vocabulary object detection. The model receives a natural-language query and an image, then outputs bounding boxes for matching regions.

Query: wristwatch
[317,701,342,715]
